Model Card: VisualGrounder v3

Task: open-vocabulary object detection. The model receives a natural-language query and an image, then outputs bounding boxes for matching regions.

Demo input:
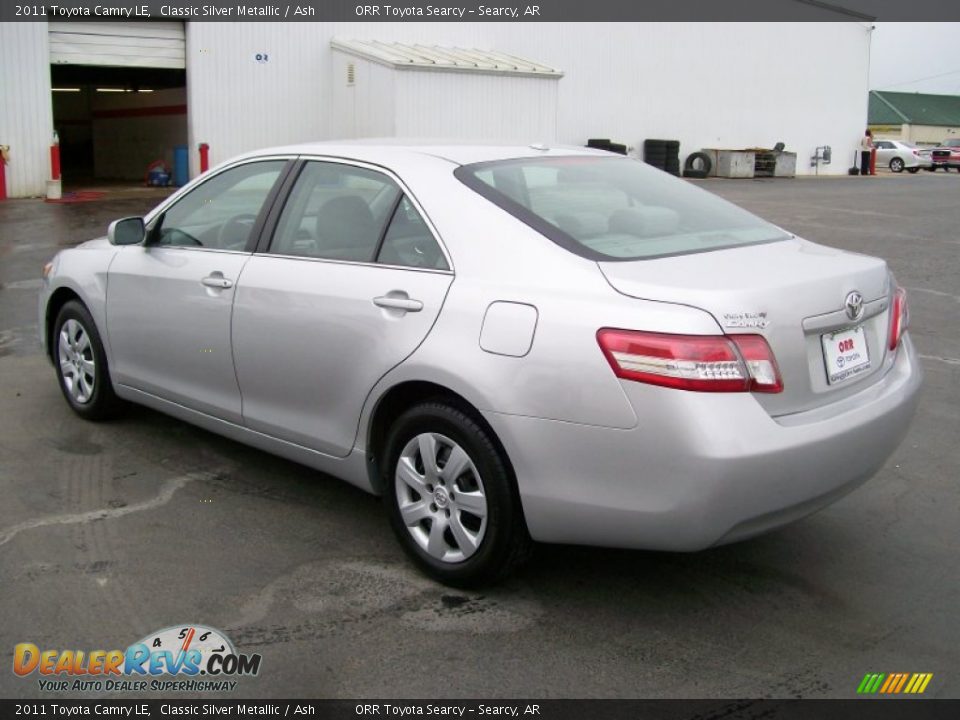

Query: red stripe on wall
[93,104,187,119]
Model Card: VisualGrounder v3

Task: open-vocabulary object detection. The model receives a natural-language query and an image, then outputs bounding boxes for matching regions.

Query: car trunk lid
[598,238,894,416]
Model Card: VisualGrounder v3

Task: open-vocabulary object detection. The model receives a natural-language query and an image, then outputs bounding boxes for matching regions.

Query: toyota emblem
[845,291,864,321]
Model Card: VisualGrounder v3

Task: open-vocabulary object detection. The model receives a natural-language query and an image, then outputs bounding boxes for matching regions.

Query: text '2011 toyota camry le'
[39,143,921,586]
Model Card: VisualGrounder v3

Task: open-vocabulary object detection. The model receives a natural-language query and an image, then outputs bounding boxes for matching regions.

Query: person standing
[860,130,874,176]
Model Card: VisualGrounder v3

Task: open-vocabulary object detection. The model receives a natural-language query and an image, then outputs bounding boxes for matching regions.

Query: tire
[683,151,713,178]
[52,300,121,420]
[907,167,919,174]
[382,402,532,587]
[890,157,905,173]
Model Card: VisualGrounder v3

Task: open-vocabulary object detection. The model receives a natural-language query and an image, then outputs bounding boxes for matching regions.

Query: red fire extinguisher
[199,143,210,174]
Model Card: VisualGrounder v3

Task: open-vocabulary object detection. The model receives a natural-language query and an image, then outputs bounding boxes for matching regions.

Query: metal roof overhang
[330,38,564,79]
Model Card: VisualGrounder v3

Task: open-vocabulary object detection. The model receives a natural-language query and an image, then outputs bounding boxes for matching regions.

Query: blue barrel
[173,145,189,187]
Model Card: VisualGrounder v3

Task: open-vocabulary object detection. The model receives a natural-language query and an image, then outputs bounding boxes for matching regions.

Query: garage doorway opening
[49,20,187,192]
[51,65,186,190]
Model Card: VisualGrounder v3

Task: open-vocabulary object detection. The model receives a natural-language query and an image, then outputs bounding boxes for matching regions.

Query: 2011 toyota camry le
[39,143,922,586]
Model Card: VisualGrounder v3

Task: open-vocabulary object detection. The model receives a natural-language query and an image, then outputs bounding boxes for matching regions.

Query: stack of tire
[643,139,681,176]
[586,139,628,155]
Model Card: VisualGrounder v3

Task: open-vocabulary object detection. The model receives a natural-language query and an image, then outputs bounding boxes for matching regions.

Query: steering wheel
[217,214,258,249]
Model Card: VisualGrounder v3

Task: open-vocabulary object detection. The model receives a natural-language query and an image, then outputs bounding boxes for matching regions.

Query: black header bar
[3,0,960,23]
[1,699,959,719]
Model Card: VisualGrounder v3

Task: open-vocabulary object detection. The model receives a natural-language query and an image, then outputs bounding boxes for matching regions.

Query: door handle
[201,275,233,289]
[373,295,423,312]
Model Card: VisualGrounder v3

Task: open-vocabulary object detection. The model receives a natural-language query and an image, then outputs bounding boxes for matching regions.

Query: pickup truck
[930,138,960,171]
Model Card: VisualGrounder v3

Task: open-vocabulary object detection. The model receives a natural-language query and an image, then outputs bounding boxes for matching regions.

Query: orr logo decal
[13,625,261,693]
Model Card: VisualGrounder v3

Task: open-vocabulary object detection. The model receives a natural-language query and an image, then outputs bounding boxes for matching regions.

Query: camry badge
[722,311,769,329]
[845,291,864,321]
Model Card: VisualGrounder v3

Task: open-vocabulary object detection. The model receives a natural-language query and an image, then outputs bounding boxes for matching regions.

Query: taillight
[888,287,909,351]
[596,329,783,393]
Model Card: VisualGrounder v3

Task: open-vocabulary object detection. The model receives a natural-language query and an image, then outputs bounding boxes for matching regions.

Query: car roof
[232,140,611,167]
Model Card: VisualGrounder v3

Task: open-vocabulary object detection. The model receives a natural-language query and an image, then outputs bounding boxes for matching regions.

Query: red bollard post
[50,139,61,181]
[870,147,877,176]
[199,143,210,174]
[0,145,8,201]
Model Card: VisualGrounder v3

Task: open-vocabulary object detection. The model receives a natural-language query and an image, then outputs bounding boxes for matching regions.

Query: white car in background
[872,140,933,173]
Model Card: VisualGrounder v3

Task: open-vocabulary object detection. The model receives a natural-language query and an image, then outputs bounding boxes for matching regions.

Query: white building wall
[330,55,397,139]
[1,21,872,195]
[552,22,871,170]
[187,22,871,177]
[904,124,959,145]
[0,23,54,197]
[185,22,328,177]
[393,71,558,142]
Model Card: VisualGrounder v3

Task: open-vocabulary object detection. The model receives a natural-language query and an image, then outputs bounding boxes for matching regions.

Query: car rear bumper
[901,156,932,169]
[484,336,922,551]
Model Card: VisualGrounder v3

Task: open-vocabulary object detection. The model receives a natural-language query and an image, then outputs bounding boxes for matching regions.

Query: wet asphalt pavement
[0,173,957,699]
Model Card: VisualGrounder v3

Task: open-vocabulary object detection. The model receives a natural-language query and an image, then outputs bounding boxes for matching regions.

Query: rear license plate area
[822,325,871,385]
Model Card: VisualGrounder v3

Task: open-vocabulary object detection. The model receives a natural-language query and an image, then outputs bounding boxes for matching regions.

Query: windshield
[454,156,789,261]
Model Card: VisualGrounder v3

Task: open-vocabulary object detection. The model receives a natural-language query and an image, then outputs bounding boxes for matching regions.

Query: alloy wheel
[394,432,488,563]
[58,318,96,404]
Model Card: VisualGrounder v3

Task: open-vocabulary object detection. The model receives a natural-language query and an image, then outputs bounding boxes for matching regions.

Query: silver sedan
[872,139,933,173]
[39,144,922,586]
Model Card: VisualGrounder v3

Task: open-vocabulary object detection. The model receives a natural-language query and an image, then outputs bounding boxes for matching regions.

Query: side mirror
[108,217,146,246]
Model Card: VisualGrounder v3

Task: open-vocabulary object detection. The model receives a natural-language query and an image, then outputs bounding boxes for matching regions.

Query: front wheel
[383,402,532,587]
[889,157,905,173]
[53,300,120,420]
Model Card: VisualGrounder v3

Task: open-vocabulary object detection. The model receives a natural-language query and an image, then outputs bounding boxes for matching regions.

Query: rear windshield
[454,156,789,261]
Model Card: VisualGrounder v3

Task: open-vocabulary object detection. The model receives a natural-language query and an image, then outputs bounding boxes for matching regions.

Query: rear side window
[377,196,449,270]
[455,156,788,261]
[271,161,401,262]
[270,161,448,269]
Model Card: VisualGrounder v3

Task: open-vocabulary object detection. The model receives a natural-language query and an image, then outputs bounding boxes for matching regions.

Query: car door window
[271,161,401,262]
[376,196,449,270]
[150,161,286,251]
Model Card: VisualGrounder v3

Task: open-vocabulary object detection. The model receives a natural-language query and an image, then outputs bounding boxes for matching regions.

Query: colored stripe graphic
[858,672,933,694]
[894,673,910,693]
[879,674,896,693]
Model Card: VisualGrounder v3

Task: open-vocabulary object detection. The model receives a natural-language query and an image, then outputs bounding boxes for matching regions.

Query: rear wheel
[53,301,120,420]
[383,402,532,587]
[889,157,905,173]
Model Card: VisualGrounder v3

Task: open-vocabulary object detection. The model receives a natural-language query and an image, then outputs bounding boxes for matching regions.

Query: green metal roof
[869,90,960,126]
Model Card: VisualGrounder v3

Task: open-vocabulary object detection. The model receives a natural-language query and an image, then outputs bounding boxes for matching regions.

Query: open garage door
[49,21,187,187]
[49,21,185,69]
